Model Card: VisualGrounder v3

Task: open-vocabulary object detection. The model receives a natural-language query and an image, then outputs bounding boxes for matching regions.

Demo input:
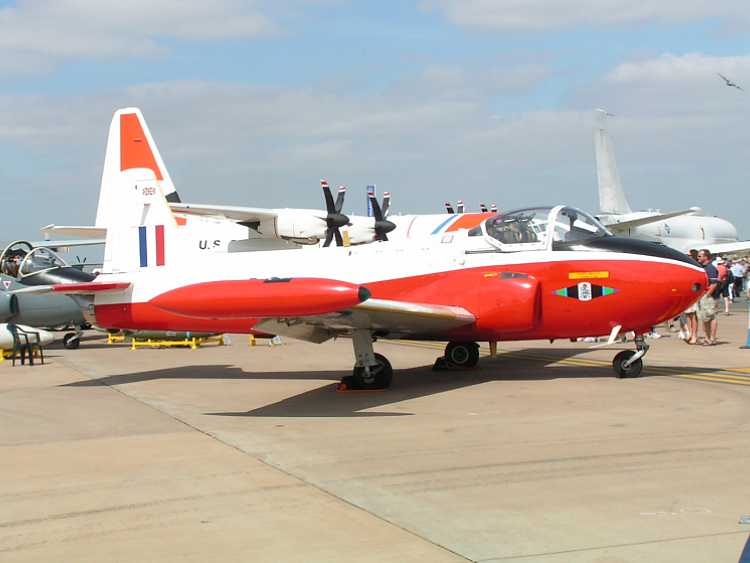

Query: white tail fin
[594,109,631,215]
[96,108,180,229]
[101,168,181,274]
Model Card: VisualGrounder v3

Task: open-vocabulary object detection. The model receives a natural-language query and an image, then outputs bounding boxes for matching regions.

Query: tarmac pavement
[2,304,750,562]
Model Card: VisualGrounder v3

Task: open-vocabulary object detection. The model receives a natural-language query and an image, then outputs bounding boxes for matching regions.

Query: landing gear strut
[340,329,393,390]
[613,335,649,378]
[433,341,480,370]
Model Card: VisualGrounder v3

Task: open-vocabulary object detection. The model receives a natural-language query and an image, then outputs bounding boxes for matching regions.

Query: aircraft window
[549,207,610,244]
[19,248,69,277]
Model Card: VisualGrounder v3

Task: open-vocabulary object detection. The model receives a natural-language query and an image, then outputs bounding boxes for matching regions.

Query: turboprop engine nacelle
[0,293,19,322]
[272,211,329,244]
[344,217,379,245]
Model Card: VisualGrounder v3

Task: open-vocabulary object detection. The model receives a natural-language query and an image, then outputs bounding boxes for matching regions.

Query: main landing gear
[339,330,393,390]
[63,331,81,350]
[612,335,649,378]
[433,341,480,370]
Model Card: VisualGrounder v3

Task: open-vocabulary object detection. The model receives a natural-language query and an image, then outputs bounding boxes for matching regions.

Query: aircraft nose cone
[666,266,708,321]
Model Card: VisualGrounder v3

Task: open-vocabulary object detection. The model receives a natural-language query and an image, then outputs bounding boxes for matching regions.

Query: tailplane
[593,109,632,215]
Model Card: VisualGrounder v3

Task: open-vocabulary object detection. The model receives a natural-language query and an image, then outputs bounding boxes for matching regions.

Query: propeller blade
[335,186,346,213]
[321,180,349,244]
[444,202,454,214]
[382,192,390,217]
[369,194,383,221]
[457,200,464,214]
[368,194,396,241]
[321,179,335,214]
[480,203,488,212]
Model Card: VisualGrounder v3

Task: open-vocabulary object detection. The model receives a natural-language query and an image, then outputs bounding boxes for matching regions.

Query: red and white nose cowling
[151,277,370,319]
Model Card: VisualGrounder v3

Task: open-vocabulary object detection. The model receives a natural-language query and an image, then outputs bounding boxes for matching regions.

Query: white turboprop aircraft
[593,109,749,255]
[43,108,496,251]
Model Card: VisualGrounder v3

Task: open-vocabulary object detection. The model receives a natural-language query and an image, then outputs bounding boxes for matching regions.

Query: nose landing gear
[613,335,649,378]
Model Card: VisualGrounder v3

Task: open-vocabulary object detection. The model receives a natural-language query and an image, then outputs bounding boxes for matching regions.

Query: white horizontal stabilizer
[41,225,107,240]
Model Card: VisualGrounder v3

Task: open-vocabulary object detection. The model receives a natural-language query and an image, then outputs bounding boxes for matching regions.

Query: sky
[1,0,749,243]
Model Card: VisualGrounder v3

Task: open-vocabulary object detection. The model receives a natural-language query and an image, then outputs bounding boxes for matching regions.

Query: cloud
[1,53,749,242]
[0,0,275,65]
[606,52,750,84]
[423,0,750,31]
[572,52,750,116]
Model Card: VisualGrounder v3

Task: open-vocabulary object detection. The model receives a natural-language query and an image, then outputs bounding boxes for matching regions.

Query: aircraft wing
[40,225,107,240]
[11,282,131,296]
[605,208,701,234]
[702,240,750,257]
[169,203,279,223]
[254,298,476,343]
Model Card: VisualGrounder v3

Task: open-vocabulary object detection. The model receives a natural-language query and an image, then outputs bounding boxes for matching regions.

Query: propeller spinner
[369,192,396,242]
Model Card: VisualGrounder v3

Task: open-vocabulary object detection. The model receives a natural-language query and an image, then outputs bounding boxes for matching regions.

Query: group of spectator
[679,250,749,345]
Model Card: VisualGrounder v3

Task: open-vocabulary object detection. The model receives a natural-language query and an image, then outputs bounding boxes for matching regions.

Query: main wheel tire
[444,341,480,368]
[351,353,393,389]
[613,350,642,378]
[63,333,80,350]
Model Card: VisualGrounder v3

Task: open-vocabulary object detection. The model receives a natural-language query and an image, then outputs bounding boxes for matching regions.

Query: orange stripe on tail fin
[120,113,164,180]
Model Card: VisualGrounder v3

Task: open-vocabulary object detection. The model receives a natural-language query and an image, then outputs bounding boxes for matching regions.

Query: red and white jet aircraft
[27,162,708,389]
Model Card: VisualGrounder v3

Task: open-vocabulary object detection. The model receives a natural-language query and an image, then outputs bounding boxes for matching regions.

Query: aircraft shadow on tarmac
[62,347,732,418]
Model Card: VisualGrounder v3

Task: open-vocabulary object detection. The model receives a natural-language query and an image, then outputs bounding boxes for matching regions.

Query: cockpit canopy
[18,247,70,278]
[483,206,611,251]
[0,241,73,279]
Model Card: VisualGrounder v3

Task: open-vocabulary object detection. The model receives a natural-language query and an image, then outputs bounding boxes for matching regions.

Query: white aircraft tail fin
[96,107,180,229]
[594,109,632,215]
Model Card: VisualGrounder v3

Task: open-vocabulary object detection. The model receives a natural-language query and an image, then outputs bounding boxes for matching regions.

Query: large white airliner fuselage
[597,213,738,253]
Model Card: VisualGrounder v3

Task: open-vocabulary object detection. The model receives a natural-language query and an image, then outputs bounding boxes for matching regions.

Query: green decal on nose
[554,282,618,301]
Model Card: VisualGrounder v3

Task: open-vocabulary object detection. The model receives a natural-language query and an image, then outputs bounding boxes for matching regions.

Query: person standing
[715,258,732,315]
[731,259,746,300]
[681,250,700,343]
[696,249,720,345]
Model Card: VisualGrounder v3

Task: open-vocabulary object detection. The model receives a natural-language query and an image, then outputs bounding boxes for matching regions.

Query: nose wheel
[613,335,649,378]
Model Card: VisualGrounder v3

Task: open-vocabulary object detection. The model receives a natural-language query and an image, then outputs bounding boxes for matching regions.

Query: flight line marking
[385,340,750,387]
